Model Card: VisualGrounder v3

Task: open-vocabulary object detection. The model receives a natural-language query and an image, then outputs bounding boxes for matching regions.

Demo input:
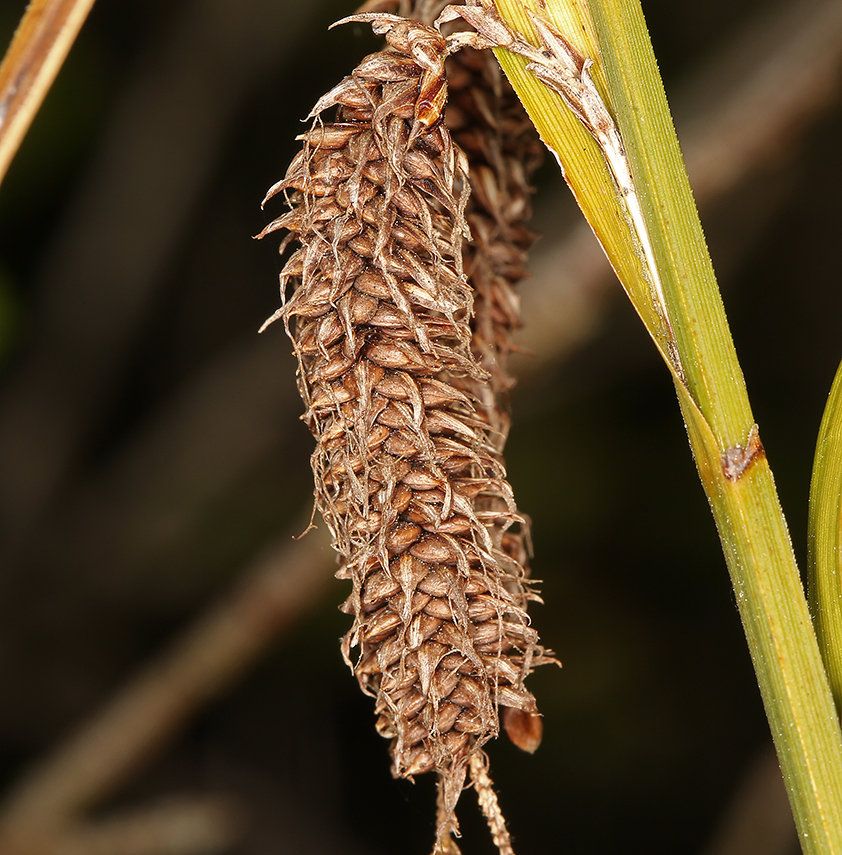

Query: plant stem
[490,0,842,850]
[0,0,97,187]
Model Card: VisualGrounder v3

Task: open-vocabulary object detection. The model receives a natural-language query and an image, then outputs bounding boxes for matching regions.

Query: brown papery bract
[259,7,554,853]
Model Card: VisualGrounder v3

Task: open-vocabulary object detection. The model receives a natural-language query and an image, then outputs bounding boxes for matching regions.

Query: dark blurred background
[0,0,840,853]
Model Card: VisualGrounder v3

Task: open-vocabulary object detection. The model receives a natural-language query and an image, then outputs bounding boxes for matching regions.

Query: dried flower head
[259,8,553,852]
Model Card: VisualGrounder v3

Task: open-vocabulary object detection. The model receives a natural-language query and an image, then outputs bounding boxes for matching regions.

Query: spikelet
[259,9,552,852]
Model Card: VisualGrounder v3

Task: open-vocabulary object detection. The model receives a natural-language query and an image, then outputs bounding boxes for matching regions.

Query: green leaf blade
[809,358,842,711]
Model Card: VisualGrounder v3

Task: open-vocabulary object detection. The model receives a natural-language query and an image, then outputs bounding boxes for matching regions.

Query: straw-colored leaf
[0,0,97,188]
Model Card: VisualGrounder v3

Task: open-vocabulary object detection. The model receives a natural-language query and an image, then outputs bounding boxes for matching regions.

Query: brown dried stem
[468,751,514,855]
[0,0,96,188]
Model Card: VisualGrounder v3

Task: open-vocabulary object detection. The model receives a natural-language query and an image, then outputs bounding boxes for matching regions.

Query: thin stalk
[488,0,842,850]
[0,0,97,188]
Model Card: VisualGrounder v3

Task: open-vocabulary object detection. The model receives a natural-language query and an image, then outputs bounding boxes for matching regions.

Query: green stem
[491,0,842,849]
[677,387,842,855]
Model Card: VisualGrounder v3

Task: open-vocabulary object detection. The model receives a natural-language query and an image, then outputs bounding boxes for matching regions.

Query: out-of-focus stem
[0,0,97,187]
[0,525,332,845]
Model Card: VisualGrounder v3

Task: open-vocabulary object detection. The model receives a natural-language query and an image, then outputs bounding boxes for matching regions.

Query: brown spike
[260,7,555,855]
